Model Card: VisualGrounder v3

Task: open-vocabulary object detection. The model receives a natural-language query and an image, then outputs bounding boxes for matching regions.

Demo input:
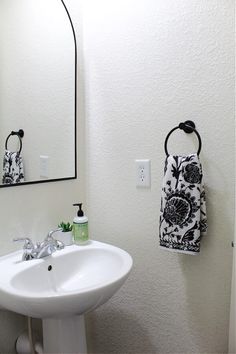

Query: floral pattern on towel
[2,150,24,184]
[159,154,207,254]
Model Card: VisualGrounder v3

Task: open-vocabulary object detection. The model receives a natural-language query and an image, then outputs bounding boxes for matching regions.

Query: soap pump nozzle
[73,203,84,217]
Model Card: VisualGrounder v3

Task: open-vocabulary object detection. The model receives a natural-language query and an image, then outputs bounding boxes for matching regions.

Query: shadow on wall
[86,309,157,354]
[0,310,27,354]
[178,185,234,352]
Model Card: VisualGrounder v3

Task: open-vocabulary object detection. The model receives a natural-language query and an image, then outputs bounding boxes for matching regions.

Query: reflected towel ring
[5,129,24,154]
[164,120,202,157]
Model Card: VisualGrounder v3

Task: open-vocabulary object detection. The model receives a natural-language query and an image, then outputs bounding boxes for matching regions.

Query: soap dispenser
[73,203,89,245]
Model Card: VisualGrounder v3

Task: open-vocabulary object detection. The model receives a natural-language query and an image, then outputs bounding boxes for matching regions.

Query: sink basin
[0,240,133,319]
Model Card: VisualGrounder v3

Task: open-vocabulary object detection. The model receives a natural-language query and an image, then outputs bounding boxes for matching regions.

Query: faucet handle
[47,228,63,239]
[55,239,64,250]
[13,238,36,261]
[45,228,65,250]
[13,237,35,249]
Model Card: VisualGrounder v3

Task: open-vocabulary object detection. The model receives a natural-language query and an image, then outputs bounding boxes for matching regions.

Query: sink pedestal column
[42,315,87,354]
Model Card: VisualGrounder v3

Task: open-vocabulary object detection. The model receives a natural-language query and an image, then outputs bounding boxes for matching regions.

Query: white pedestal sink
[43,316,87,353]
[0,240,133,353]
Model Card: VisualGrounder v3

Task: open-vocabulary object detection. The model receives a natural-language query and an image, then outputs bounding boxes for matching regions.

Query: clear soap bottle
[72,203,89,245]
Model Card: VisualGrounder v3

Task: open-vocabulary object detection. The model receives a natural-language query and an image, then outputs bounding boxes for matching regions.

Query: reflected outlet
[40,155,49,178]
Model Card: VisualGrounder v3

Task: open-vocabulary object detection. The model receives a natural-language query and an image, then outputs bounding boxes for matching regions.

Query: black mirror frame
[0,0,77,188]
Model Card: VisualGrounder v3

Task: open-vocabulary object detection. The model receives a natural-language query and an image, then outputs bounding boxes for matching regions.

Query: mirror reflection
[0,0,76,186]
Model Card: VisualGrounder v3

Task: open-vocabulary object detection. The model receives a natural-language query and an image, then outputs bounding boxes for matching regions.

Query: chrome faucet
[37,228,64,258]
[13,237,38,261]
[13,228,65,261]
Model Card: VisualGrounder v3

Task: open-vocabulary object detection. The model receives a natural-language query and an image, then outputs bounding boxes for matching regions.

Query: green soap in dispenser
[73,203,89,245]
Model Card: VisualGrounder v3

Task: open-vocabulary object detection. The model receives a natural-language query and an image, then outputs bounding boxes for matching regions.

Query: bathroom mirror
[0,0,76,187]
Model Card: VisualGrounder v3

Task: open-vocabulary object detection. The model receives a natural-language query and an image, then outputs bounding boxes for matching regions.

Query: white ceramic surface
[0,240,133,318]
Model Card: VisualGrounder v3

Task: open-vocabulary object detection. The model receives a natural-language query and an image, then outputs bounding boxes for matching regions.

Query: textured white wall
[229,6,236,346]
[83,0,235,353]
[0,1,85,351]
[229,255,235,353]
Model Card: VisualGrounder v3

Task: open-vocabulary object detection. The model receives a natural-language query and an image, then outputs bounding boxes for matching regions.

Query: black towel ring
[5,129,24,154]
[164,120,202,157]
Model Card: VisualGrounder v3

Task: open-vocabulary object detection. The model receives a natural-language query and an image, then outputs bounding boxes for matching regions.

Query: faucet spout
[36,243,56,259]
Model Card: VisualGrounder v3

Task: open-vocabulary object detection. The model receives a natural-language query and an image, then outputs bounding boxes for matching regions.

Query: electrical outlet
[135,159,151,187]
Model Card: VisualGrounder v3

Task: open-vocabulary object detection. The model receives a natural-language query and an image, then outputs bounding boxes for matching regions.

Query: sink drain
[48,265,52,271]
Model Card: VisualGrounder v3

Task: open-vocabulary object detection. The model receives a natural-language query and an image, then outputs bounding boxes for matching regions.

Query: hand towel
[159,153,207,255]
[2,150,25,184]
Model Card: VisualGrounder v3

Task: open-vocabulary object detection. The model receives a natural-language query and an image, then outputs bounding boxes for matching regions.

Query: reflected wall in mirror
[0,0,76,187]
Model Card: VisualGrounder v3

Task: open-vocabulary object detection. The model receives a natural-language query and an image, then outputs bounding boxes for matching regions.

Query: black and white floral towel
[2,150,24,184]
[159,154,207,255]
